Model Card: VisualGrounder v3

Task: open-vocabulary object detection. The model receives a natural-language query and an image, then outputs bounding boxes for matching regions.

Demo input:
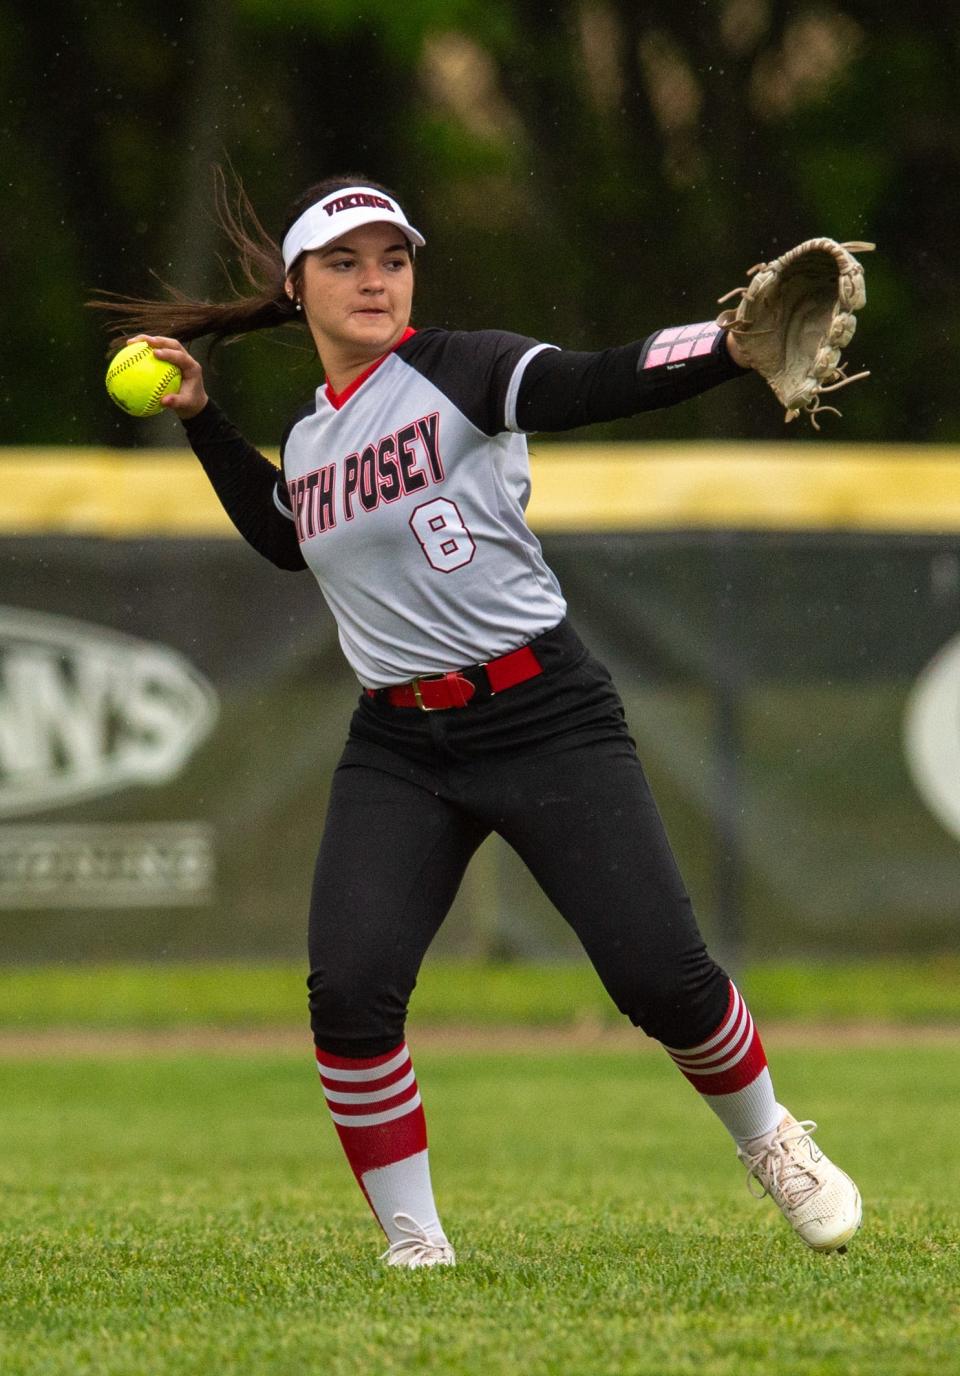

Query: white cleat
[379,1213,456,1269]
[738,1112,862,1252]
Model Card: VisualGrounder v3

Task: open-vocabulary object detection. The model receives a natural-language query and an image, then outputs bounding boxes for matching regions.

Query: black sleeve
[396,327,545,437]
[181,401,307,571]
[514,325,748,434]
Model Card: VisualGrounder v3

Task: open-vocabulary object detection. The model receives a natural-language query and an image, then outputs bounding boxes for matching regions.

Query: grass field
[3,955,960,1028]
[1,1029,958,1375]
[2,962,958,1374]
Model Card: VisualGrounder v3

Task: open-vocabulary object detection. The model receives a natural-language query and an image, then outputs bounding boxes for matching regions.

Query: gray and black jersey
[184,321,743,687]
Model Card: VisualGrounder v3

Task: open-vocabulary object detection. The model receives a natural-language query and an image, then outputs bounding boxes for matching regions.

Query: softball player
[101,176,861,1267]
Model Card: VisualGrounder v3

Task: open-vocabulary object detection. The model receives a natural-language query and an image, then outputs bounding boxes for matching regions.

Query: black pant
[307,620,729,1057]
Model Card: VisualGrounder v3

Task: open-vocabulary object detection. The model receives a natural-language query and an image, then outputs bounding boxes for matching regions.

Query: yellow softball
[105,341,182,418]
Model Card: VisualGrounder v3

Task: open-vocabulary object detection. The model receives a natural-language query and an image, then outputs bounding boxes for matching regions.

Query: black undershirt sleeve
[181,401,306,571]
[514,329,747,434]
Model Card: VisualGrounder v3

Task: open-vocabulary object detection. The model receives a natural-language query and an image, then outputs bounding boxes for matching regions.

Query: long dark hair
[87,168,404,349]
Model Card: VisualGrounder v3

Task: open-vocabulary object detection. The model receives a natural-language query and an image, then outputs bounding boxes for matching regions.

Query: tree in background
[1,0,955,445]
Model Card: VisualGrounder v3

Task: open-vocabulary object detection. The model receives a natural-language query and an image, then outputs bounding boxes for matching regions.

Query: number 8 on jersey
[409,498,477,573]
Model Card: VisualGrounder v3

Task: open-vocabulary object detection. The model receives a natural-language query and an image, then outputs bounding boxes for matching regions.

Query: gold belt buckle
[411,674,442,711]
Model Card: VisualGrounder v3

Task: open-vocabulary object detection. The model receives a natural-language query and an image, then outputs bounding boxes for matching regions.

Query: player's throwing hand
[128,334,209,420]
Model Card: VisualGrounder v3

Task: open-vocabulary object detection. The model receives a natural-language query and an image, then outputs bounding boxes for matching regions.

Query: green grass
[1,1044,958,1375]
[2,957,960,1029]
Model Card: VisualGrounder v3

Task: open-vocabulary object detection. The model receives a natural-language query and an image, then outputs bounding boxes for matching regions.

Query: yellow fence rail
[2,443,959,535]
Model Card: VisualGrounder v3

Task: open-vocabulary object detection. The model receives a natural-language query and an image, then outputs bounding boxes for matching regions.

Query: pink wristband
[643,321,721,369]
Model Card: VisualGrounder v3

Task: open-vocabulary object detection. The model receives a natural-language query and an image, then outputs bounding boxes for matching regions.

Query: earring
[295,299,302,313]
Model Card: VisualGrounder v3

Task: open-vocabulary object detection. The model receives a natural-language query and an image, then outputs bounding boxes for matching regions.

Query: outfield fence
[2,442,960,965]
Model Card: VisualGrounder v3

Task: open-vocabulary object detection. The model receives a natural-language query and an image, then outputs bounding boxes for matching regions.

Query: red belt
[366,643,543,711]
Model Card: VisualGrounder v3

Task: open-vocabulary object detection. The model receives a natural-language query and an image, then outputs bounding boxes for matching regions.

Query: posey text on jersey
[288,412,443,541]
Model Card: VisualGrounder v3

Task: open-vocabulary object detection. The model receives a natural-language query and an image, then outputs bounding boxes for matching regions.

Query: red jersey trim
[324,327,417,411]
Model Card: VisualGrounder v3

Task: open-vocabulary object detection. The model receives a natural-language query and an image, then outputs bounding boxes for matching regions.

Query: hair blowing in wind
[86,167,397,350]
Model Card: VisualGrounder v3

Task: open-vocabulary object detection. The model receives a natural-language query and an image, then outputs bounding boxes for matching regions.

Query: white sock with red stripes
[315,1041,449,1248]
[662,981,782,1146]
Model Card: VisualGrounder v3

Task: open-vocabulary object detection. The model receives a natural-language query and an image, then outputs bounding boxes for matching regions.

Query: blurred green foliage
[2,1,957,446]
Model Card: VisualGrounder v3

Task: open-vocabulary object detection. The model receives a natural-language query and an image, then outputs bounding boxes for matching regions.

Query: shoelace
[379,1212,449,1265]
[742,1119,823,1207]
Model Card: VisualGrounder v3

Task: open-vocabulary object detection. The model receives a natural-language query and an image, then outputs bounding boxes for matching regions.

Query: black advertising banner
[0,537,346,961]
[555,532,960,960]
[3,437,960,964]
[2,526,960,964]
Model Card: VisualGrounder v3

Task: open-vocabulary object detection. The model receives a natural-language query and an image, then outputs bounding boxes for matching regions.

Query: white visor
[281,186,425,272]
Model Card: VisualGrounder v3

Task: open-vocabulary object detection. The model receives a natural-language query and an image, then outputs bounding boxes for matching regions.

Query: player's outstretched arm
[515,323,746,434]
[723,330,750,370]
[128,334,210,420]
